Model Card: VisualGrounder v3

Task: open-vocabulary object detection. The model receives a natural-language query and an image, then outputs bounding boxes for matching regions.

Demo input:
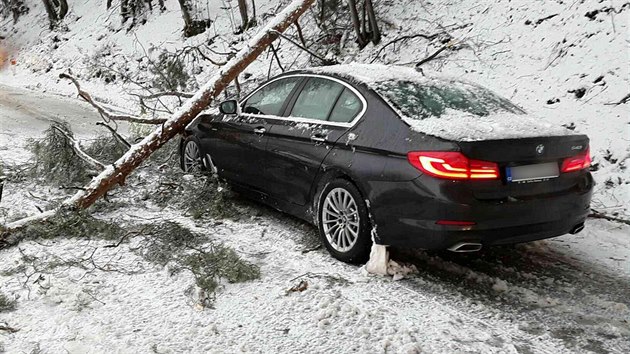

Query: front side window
[243,77,301,116]
[290,78,344,121]
[375,79,525,120]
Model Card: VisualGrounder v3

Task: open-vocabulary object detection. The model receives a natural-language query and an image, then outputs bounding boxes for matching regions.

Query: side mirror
[219,100,239,115]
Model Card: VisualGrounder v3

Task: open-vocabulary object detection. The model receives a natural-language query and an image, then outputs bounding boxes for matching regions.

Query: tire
[317,179,372,264]
[180,136,206,173]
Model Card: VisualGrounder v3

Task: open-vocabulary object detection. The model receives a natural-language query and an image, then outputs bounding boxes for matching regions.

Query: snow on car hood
[308,64,574,141]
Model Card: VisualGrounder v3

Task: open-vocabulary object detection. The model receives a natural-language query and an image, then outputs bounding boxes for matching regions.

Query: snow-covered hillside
[2,0,628,216]
[1,1,629,353]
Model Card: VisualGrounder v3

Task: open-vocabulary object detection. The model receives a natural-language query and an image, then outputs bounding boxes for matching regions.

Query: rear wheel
[317,179,371,263]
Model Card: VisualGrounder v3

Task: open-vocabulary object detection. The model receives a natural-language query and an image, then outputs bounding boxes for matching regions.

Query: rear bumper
[366,173,593,250]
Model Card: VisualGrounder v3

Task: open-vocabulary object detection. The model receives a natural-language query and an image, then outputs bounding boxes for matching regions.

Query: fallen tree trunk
[3,0,315,232]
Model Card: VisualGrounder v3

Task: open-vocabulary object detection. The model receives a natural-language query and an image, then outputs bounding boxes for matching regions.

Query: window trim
[239,74,367,128]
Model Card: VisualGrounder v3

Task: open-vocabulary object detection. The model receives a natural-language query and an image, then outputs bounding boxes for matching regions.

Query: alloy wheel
[183,141,203,172]
[322,187,360,252]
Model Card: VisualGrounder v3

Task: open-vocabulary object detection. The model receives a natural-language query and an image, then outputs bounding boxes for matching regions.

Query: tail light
[561,147,591,173]
[407,151,499,180]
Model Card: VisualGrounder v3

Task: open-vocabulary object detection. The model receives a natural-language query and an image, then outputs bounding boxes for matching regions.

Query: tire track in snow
[395,239,630,353]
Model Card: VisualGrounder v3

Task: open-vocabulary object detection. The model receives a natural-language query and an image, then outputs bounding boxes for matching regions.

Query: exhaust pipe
[569,222,585,235]
[448,242,483,253]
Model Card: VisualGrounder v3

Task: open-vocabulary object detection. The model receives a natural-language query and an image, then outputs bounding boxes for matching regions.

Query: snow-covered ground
[1,0,629,353]
[1,62,629,354]
[2,0,628,217]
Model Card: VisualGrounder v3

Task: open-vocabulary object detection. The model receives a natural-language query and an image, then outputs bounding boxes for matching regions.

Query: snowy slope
[1,1,629,353]
[2,0,628,216]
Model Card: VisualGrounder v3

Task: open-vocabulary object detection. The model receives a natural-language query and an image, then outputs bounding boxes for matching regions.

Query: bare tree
[1,0,29,23]
[176,0,211,37]
[345,0,381,48]
[120,0,159,28]
[237,0,249,30]
[42,0,68,29]
[2,0,316,236]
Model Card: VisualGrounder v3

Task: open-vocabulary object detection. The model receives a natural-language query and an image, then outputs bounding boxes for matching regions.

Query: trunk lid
[457,135,589,163]
[457,135,591,200]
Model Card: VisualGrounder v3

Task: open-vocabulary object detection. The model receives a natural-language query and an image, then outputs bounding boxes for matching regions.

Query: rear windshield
[375,80,524,120]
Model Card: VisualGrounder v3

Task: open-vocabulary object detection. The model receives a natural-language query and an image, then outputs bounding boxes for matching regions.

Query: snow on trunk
[3,0,315,232]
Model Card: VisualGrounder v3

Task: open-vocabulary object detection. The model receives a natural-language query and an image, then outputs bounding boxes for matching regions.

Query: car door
[209,76,304,190]
[265,76,366,206]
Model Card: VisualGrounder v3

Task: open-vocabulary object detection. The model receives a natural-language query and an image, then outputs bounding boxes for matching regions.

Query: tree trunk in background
[2,0,29,23]
[237,0,249,30]
[41,0,58,29]
[346,0,380,48]
[176,0,208,37]
[365,0,380,44]
[346,0,368,48]
[57,0,68,19]
[3,0,316,233]
[120,0,129,22]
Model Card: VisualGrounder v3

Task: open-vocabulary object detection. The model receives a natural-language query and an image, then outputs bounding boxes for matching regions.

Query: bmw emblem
[536,144,545,155]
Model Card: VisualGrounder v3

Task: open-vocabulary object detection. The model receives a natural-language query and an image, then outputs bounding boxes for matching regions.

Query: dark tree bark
[237,0,249,30]
[2,0,28,23]
[176,0,210,37]
[42,0,67,28]
[120,0,130,22]
[41,0,58,29]
[345,0,380,48]
[58,0,68,19]
[346,0,368,48]
[365,0,380,44]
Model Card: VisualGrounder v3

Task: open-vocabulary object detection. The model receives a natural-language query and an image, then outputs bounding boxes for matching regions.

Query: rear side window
[376,80,524,120]
[329,88,361,123]
[243,77,301,116]
[290,78,344,121]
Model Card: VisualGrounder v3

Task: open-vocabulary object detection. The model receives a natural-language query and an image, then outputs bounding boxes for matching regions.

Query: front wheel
[317,179,371,263]
[181,137,205,173]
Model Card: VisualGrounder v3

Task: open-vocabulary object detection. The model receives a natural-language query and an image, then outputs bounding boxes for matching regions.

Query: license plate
[506,162,559,183]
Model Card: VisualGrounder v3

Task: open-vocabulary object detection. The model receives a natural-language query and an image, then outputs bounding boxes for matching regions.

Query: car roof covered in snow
[287,64,575,142]
[302,63,428,84]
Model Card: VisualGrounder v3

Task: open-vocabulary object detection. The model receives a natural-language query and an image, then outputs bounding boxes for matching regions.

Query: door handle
[310,134,327,143]
[253,127,266,134]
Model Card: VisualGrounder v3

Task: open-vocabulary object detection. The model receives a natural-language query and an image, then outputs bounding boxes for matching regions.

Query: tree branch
[371,33,441,63]
[51,124,106,170]
[96,122,131,148]
[59,73,167,124]
[416,40,458,67]
[589,209,630,226]
[269,30,337,65]
[129,91,195,99]
[604,93,630,106]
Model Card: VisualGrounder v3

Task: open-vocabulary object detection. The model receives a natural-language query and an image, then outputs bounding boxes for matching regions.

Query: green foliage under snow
[138,222,260,305]
[0,292,16,312]
[28,121,127,185]
[9,209,123,244]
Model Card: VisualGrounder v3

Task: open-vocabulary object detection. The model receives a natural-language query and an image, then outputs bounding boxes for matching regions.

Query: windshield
[376,80,524,119]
